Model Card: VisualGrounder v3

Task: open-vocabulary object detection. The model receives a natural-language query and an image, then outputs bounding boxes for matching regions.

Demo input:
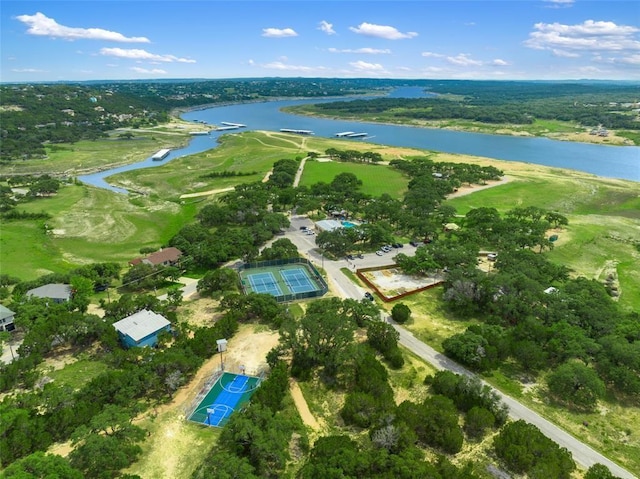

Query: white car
[376,250,384,256]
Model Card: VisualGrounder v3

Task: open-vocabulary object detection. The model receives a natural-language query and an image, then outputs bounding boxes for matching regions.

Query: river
[79,88,640,192]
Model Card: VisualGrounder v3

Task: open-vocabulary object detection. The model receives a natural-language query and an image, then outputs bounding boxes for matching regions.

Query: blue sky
[1,1,638,82]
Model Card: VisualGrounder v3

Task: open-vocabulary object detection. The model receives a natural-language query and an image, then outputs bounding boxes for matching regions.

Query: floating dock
[217,126,242,131]
[280,129,314,135]
[221,122,246,128]
[151,148,171,161]
[335,131,355,137]
[189,131,210,135]
[346,132,368,138]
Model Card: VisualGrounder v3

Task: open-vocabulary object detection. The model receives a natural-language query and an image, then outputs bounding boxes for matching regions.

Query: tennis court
[188,372,260,427]
[281,268,317,293]
[247,271,283,296]
[238,258,327,302]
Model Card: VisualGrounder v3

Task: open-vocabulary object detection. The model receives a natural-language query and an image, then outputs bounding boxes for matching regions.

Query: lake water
[79,88,640,192]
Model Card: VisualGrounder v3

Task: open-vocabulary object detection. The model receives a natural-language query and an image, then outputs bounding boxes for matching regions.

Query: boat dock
[346,132,368,138]
[151,148,171,161]
[335,131,355,137]
[221,122,246,128]
[217,126,242,131]
[280,128,314,135]
[189,131,211,135]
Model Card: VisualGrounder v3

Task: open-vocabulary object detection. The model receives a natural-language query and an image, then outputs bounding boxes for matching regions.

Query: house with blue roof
[112,309,171,348]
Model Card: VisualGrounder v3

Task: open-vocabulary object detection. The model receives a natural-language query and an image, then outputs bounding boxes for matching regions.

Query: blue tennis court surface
[188,372,260,427]
[281,268,316,293]
[247,272,283,296]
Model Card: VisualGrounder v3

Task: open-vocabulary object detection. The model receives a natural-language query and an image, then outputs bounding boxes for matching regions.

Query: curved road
[280,217,637,479]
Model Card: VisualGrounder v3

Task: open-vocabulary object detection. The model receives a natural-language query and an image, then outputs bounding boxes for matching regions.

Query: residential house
[26,283,72,303]
[0,305,16,332]
[129,247,183,268]
[112,309,172,348]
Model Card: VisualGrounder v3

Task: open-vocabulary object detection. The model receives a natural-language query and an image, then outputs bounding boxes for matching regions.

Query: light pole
[216,338,227,371]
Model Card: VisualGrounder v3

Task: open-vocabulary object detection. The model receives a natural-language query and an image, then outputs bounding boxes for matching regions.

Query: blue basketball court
[188,372,260,427]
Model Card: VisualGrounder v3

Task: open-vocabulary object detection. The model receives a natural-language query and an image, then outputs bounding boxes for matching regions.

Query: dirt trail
[447,175,511,199]
[289,379,323,432]
[179,186,234,199]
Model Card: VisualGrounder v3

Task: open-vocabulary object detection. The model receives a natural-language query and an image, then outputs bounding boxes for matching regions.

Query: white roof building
[113,309,171,347]
[315,219,344,232]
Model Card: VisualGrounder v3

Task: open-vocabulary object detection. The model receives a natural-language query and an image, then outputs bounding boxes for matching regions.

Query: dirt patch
[362,268,441,297]
[290,378,324,434]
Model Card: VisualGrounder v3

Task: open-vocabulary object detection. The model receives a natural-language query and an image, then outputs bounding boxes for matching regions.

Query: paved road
[279,220,637,479]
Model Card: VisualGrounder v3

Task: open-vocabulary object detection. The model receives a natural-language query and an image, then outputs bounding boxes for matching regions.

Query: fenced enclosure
[238,257,328,303]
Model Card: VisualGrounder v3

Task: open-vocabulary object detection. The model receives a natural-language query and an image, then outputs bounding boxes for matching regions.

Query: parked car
[376,250,384,256]
[409,240,420,247]
[299,226,307,230]
[346,254,354,260]
[356,253,364,259]
[487,253,498,261]
[364,292,374,301]
[381,246,391,253]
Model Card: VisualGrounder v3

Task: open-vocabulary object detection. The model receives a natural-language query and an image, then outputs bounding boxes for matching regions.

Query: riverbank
[281,106,637,147]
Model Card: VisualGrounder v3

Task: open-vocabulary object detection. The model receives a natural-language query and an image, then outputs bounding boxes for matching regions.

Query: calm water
[80,88,640,192]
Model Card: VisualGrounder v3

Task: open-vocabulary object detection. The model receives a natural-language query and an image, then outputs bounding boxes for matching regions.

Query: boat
[335,131,355,137]
[151,149,171,161]
[280,128,314,135]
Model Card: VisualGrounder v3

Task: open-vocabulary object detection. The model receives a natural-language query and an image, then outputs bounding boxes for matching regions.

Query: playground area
[187,371,261,427]
[238,258,327,303]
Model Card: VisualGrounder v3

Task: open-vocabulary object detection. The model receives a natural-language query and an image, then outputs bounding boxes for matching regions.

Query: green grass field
[299,160,408,198]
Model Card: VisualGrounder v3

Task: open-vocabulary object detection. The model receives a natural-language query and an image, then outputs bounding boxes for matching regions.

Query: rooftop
[113,309,171,342]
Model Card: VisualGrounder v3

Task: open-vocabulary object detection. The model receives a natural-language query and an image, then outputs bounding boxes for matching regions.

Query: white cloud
[130,67,167,74]
[260,61,327,73]
[349,60,385,71]
[491,59,509,66]
[543,0,574,7]
[618,54,640,65]
[100,48,196,63]
[262,27,298,38]
[446,53,483,66]
[328,47,390,54]
[15,12,149,42]
[525,20,640,52]
[552,49,580,58]
[318,20,335,35]
[11,68,47,73]
[421,51,444,58]
[349,22,417,40]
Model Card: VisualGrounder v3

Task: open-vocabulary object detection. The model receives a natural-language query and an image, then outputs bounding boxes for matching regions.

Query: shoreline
[280,107,637,148]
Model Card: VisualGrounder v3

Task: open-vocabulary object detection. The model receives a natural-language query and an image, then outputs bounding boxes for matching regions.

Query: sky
[1,0,639,83]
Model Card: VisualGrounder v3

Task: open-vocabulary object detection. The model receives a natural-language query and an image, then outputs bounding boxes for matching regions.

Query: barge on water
[151,149,171,161]
[346,132,368,138]
[280,128,314,135]
[335,131,355,137]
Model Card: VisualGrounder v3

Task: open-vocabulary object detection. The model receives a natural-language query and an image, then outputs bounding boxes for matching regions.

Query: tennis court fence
[238,257,328,303]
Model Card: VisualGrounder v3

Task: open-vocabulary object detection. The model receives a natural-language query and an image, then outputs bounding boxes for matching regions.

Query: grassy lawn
[300,160,407,198]
[126,410,219,479]
[1,184,198,280]
[44,358,109,390]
